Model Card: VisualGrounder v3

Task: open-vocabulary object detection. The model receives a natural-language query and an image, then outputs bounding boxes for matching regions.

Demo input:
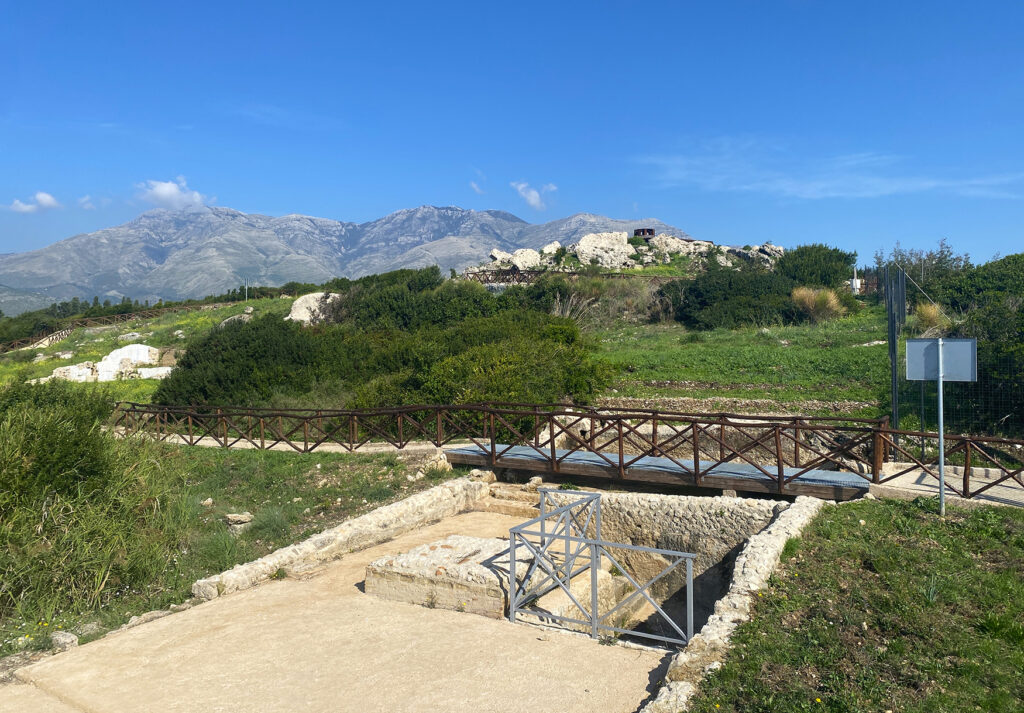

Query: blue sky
[2,1,1022,264]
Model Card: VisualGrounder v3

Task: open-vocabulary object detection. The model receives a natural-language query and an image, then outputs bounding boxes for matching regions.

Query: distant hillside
[0,284,53,316]
[0,206,690,308]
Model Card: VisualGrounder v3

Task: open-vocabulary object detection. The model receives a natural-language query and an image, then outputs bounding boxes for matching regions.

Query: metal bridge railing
[508,489,696,647]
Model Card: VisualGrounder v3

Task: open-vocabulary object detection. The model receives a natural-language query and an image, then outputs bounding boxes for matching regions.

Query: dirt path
[3,512,666,713]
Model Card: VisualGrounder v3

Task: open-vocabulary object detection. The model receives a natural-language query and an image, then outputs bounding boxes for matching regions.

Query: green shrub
[0,384,181,620]
[658,264,797,329]
[156,283,611,408]
[776,243,856,288]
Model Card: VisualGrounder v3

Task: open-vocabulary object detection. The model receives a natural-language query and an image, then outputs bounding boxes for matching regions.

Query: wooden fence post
[774,426,785,494]
[963,440,972,498]
[872,429,884,484]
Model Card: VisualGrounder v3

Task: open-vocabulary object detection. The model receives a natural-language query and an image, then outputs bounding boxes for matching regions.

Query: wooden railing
[0,302,231,354]
[111,401,1024,500]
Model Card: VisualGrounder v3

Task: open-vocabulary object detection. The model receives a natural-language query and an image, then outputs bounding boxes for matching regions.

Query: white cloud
[9,199,36,213]
[137,176,208,209]
[78,195,96,210]
[8,191,61,213]
[35,191,59,209]
[640,142,1024,200]
[510,181,557,210]
[470,180,485,195]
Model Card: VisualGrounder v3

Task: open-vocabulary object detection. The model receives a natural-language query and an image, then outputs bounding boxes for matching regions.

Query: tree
[776,244,856,288]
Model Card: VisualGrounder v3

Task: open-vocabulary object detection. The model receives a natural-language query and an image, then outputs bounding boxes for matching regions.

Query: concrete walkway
[2,512,666,713]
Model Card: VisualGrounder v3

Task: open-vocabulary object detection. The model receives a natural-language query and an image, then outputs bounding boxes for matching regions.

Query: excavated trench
[365,483,787,648]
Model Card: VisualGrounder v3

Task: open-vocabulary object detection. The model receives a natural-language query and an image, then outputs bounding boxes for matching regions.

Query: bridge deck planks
[446,444,869,500]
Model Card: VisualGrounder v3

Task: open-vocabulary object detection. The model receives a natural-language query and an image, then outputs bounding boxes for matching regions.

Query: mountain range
[0,205,690,314]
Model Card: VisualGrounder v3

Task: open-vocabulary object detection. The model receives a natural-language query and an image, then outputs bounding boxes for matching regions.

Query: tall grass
[791,286,847,324]
[914,302,950,334]
[0,382,186,623]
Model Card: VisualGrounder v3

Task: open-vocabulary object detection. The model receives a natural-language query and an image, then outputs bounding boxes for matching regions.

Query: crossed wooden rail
[112,402,1024,500]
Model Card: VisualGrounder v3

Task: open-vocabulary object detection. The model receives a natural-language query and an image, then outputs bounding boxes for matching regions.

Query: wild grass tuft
[791,286,847,324]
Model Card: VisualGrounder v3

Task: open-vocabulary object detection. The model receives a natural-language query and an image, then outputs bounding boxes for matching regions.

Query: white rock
[96,344,159,382]
[118,332,142,342]
[572,232,635,269]
[225,512,253,525]
[51,361,98,383]
[540,241,562,255]
[137,366,173,379]
[219,313,251,328]
[510,248,541,270]
[284,292,341,325]
[50,630,79,652]
[489,248,513,262]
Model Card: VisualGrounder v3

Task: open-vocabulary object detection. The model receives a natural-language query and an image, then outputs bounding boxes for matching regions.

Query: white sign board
[906,338,977,382]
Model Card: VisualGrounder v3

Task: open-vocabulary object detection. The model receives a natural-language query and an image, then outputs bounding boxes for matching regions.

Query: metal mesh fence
[896,343,1024,439]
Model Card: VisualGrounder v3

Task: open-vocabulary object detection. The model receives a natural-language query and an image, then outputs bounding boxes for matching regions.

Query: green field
[592,305,889,415]
[689,497,1024,712]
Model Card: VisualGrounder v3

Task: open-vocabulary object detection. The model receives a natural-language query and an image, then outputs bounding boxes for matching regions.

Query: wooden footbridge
[113,402,1024,502]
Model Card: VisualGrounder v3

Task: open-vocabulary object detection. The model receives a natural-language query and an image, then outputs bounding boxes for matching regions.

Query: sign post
[906,338,977,516]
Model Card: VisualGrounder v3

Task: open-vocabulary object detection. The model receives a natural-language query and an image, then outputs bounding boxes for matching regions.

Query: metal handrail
[509,489,695,647]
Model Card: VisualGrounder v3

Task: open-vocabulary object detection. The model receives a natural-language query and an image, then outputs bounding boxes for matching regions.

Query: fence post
[218,408,226,447]
[259,417,265,450]
[303,419,309,453]
[398,413,404,448]
[489,412,496,466]
[692,423,701,485]
[590,541,600,639]
[436,409,443,446]
[774,426,785,494]
[549,414,558,472]
[963,440,972,498]
[872,429,884,484]
[509,532,517,624]
[617,419,625,478]
[793,420,801,467]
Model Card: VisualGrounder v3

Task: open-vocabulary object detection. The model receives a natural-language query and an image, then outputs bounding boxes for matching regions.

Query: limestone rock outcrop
[285,292,341,325]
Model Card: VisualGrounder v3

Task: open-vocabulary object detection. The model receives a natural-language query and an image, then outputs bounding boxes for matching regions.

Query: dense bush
[657,263,798,329]
[945,256,1024,436]
[776,243,856,288]
[0,383,178,619]
[155,268,612,408]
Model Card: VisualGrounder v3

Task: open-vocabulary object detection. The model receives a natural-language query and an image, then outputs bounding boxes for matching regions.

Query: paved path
[2,512,666,713]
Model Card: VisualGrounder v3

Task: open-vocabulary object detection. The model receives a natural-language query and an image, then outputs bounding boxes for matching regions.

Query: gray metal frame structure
[508,489,696,647]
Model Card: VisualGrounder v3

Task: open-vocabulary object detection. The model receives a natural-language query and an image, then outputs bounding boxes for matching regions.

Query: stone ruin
[365,486,783,643]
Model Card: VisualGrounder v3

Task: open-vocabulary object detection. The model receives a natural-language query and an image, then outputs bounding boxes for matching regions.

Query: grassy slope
[0,298,291,402]
[689,498,1024,713]
[592,306,889,415]
[1,442,461,655]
